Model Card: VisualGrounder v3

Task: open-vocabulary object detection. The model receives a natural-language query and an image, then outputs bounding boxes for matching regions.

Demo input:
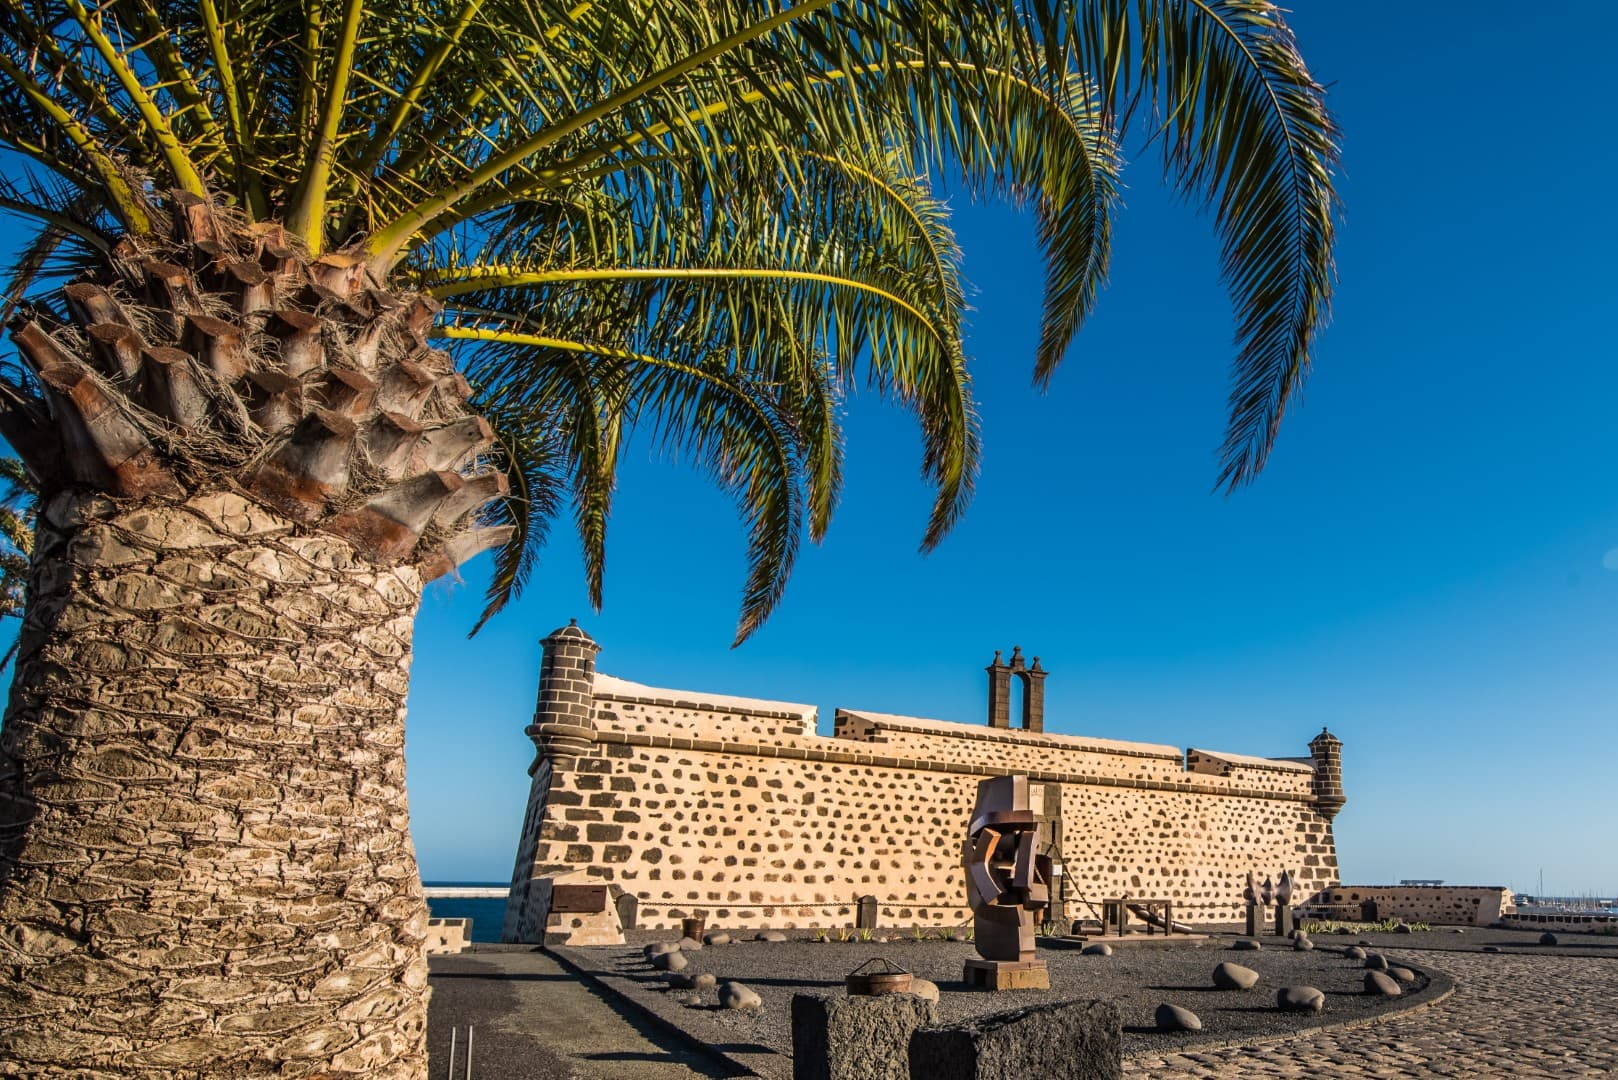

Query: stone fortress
[503,622,1365,941]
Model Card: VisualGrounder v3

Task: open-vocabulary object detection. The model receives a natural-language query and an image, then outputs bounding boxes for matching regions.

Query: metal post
[447,1028,456,1080]
[465,1026,474,1080]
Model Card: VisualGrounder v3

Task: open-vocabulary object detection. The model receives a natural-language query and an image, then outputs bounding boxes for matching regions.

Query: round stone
[693,973,717,990]
[1452,928,1466,934]
[1232,938,1262,951]
[1364,954,1389,971]
[720,981,762,1010]
[1277,985,1326,1013]
[756,931,787,942]
[678,936,703,951]
[1394,922,1413,934]
[1364,971,1401,997]
[875,936,889,944]
[1082,943,1113,957]
[1540,932,1558,946]
[1482,945,1501,954]
[1289,929,1309,941]
[1293,937,1315,952]
[1389,966,1417,984]
[949,933,967,943]
[1212,962,1260,990]
[702,932,731,947]
[1155,1003,1201,1032]
[1344,946,1367,960]
[666,972,695,989]
[908,978,940,1004]
[645,942,679,958]
[652,950,687,972]
[680,993,704,1007]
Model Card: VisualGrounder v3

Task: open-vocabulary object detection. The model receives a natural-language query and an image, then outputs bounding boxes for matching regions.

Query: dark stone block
[792,992,937,1080]
[908,999,1121,1080]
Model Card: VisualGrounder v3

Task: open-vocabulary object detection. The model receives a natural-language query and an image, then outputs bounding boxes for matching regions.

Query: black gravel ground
[556,933,1458,1078]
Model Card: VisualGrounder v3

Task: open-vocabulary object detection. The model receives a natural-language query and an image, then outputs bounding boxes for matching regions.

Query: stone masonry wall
[1305,885,1512,927]
[504,650,1346,936]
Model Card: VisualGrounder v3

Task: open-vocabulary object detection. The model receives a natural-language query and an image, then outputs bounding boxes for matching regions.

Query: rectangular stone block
[792,992,937,1080]
[908,999,1120,1080]
[961,959,1048,991]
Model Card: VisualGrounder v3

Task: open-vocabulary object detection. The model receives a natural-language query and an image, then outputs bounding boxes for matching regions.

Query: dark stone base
[909,999,1122,1079]
[792,992,938,1080]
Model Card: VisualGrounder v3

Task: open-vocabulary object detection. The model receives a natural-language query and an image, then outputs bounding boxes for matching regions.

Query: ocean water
[424,884,509,943]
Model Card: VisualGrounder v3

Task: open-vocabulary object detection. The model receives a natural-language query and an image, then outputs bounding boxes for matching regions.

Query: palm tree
[0,0,1335,1073]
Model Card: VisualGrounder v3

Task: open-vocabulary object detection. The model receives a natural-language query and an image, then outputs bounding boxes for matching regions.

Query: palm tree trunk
[0,487,430,1076]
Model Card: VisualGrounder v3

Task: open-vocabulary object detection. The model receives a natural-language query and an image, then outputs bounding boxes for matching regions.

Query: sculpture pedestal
[1275,903,1293,937]
[962,958,1050,991]
[1244,904,1260,938]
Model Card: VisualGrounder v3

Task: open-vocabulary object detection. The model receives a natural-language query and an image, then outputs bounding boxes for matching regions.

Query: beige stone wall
[1057,785,1338,923]
[425,919,470,954]
[504,672,1344,936]
[1305,885,1512,927]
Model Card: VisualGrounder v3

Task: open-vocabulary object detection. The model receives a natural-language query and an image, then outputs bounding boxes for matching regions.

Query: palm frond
[1072,0,1338,487]
[0,0,1338,641]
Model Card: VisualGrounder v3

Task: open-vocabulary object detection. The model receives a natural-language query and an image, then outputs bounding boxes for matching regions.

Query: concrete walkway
[428,950,737,1079]
[1125,949,1618,1077]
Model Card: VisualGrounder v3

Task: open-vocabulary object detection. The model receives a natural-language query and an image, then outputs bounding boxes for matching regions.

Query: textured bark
[0,490,429,1076]
[0,198,504,1076]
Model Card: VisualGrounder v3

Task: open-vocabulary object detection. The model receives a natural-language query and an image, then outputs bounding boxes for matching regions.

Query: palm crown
[0,0,1336,641]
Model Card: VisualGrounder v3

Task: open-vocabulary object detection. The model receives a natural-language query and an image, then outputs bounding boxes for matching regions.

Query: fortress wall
[502,756,556,942]
[581,739,980,929]
[1306,885,1511,927]
[1057,784,1339,924]
[504,649,1345,937]
[837,712,1316,798]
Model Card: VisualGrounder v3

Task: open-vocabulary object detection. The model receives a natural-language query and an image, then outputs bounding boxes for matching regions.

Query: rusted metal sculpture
[962,775,1052,990]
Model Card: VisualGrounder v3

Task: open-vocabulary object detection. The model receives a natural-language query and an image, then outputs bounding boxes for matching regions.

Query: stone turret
[1021,656,1047,733]
[1309,727,1346,820]
[526,619,600,761]
[986,650,1011,728]
[985,646,1047,732]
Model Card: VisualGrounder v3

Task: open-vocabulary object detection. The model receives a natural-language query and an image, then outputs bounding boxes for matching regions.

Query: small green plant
[857,928,873,943]
[812,929,829,943]
[1303,918,1430,935]
[911,925,926,942]
[836,927,854,943]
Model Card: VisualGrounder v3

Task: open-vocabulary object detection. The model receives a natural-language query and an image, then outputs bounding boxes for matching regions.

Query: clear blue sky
[5,5,1617,898]
[404,3,1618,894]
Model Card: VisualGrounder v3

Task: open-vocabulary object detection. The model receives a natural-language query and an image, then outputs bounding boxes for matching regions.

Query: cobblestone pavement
[1125,950,1618,1077]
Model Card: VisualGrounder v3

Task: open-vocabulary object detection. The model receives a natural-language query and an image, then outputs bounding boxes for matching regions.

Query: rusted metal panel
[550,884,608,913]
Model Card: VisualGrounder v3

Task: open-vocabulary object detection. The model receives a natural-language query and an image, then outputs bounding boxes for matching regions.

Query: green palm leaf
[0,0,1338,640]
